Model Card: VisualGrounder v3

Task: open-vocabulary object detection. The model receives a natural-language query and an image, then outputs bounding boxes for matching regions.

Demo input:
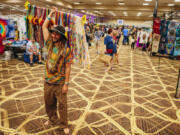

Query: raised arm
[42,7,57,42]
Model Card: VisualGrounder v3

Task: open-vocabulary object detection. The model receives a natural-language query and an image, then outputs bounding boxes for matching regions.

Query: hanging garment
[0,33,4,55]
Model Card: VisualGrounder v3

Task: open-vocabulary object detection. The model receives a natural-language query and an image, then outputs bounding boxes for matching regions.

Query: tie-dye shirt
[45,39,72,84]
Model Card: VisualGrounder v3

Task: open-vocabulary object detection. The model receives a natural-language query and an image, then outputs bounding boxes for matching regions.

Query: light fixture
[119,2,125,5]
[143,3,149,5]
[175,0,180,2]
[46,0,52,2]
[108,11,116,16]
[145,0,152,1]
[123,12,128,16]
[67,5,72,8]
[74,2,80,4]
[168,3,175,6]
[5,0,22,3]
[96,2,102,5]
[137,12,142,16]
[15,5,20,7]
[149,14,153,17]
[57,2,64,6]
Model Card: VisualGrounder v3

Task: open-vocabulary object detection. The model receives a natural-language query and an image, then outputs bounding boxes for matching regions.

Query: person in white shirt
[26,37,42,66]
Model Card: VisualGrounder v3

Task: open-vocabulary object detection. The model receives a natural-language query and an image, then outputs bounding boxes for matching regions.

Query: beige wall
[103,19,153,27]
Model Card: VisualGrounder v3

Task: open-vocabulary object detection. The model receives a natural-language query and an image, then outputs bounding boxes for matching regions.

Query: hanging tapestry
[166,21,178,55]
[174,23,180,56]
[152,33,161,53]
[159,20,168,54]
[0,19,7,38]
[153,18,161,34]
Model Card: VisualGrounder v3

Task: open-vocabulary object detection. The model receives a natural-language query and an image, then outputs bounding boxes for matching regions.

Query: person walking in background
[122,26,129,45]
[113,30,119,64]
[104,28,115,70]
[86,26,92,48]
[94,27,101,54]
[42,7,72,134]
[131,28,137,50]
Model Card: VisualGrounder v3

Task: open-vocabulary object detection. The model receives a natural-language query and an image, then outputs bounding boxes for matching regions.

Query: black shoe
[38,61,43,64]
[30,63,33,67]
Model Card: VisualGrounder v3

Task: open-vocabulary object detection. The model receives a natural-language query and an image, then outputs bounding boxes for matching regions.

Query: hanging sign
[117,19,123,25]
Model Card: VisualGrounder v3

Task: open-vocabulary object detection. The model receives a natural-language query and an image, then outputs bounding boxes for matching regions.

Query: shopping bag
[99,54,112,64]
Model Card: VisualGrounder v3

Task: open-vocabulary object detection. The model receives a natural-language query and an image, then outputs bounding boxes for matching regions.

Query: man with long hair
[42,7,72,134]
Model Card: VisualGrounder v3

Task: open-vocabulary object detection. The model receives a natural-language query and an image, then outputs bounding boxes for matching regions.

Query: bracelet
[47,16,51,21]
[65,82,69,85]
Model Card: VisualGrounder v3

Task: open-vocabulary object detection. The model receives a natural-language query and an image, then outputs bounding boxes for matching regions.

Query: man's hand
[49,7,57,17]
[62,84,68,94]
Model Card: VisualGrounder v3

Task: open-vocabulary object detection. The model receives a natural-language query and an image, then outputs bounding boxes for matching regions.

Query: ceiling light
[145,0,152,1]
[168,3,175,6]
[67,5,72,8]
[123,12,128,16]
[175,0,180,2]
[74,2,80,4]
[96,2,102,5]
[15,5,20,7]
[149,14,153,17]
[137,12,142,16]
[5,0,22,3]
[108,11,116,16]
[46,0,52,2]
[143,3,149,5]
[57,2,64,6]
[119,2,125,5]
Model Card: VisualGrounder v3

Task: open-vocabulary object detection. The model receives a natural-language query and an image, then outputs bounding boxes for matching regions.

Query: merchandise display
[25,4,90,66]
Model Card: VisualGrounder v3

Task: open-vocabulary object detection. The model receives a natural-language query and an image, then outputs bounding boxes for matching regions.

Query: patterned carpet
[0,43,180,135]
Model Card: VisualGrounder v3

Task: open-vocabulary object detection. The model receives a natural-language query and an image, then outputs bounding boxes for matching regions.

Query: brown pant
[44,82,68,127]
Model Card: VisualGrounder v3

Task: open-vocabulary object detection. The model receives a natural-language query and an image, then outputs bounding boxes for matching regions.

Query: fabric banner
[159,20,169,54]
[174,23,180,56]
[166,21,178,55]
[6,20,15,39]
[152,33,161,52]
[0,19,7,38]
[153,18,161,34]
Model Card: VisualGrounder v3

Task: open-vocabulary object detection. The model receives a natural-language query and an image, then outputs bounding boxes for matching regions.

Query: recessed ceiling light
[119,2,125,5]
[67,5,72,8]
[57,2,64,6]
[123,12,128,16]
[143,3,149,5]
[5,0,22,3]
[15,5,20,7]
[46,0,52,2]
[108,11,116,16]
[145,0,152,1]
[137,12,142,16]
[168,3,175,6]
[149,15,153,17]
[74,2,80,4]
[96,2,102,5]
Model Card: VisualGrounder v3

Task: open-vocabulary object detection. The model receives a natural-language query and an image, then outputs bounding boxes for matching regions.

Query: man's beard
[53,38,61,44]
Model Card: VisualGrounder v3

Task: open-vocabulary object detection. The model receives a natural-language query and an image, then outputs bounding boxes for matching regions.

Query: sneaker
[30,63,33,67]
